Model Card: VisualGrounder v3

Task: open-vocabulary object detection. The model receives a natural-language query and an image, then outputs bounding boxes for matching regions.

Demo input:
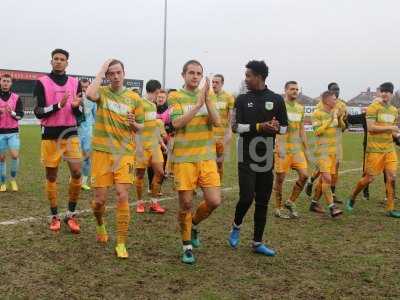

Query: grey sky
[2,0,399,99]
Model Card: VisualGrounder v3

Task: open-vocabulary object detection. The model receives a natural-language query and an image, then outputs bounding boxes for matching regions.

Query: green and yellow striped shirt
[140,98,159,150]
[366,101,398,153]
[212,90,235,139]
[312,108,337,157]
[92,86,144,155]
[277,100,304,155]
[168,89,216,163]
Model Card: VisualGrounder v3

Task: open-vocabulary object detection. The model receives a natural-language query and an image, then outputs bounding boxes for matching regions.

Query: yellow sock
[322,182,333,205]
[135,177,144,200]
[46,180,57,209]
[91,200,105,225]
[386,179,395,212]
[69,177,81,203]
[313,178,323,201]
[178,211,192,243]
[192,201,213,225]
[116,201,130,245]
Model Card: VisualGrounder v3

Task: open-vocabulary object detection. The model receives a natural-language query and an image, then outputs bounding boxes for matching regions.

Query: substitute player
[34,49,83,233]
[0,74,24,192]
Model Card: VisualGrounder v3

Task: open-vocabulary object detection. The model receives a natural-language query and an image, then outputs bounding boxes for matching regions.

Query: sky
[2,0,400,99]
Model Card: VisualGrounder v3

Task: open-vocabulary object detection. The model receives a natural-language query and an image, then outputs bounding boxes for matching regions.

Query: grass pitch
[0,126,399,299]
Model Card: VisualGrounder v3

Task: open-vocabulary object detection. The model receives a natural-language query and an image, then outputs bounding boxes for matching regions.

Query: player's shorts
[365,151,397,176]
[173,160,220,191]
[78,128,92,154]
[91,150,135,188]
[274,152,308,173]
[0,133,20,153]
[316,154,336,174]
[41,136,82,168]
[135,146,164,169]
[215,139,224,158]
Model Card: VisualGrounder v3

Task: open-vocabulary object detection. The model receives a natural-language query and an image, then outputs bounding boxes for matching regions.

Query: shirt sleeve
[133,97,144,124]
[275,95,288,134]
[72,82,84,117]
[228,94,235,110]
[168,93,183,122]
[366,104,377,121]
[33,81,60,119]
[12,96,24,120]
[157,119,167,137]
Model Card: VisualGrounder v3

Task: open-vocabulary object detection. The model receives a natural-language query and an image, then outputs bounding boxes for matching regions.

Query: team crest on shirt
[216,101,227,110]
[378,113,395,123]
[287,112,302,122]
[183,104,208,116]
[265,101,274,110]
[145,111,156,121]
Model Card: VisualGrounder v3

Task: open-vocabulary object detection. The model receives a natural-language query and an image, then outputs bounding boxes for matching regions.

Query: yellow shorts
[275,152,308,173]
[135,146,164,169]
[215,139,224,157]
[365,151,397,176]
[41,137,82,168]
[316,155,336,174]
[91,150,135,188]
[173,160,220,191]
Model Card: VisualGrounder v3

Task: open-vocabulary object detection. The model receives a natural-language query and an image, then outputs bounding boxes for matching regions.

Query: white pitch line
[0,187,233,226]
[0,167,364,227]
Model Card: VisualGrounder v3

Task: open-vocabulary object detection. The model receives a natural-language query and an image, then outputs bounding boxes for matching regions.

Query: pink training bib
[39,75,78,127]
[0,93,19,129]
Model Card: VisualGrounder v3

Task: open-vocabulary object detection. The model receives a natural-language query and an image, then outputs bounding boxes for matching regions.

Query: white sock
[183,244,193,251]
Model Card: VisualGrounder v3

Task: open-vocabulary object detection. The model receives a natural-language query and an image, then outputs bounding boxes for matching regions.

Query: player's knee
[181,201,192,211]
[322,176,331,185]
[116,189,129,201]
[207,196,221,209]
[387,175,396,183]
[46,174,57,182]
[366,175,374,184]
[136,169,145,179]
[94,191,106,204]
[299,174,308,184]
[71,170,81,179]
[275,174,285,185]
[155,168,164,178]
